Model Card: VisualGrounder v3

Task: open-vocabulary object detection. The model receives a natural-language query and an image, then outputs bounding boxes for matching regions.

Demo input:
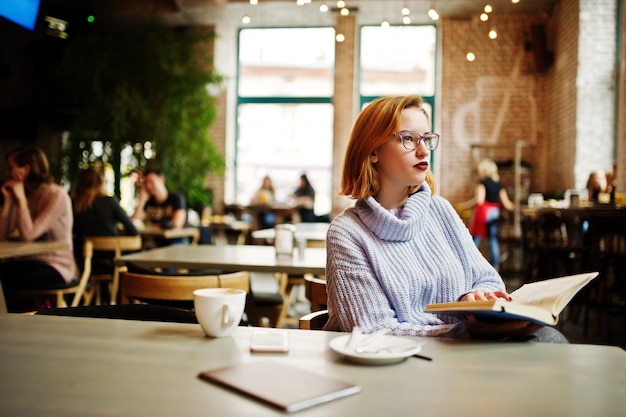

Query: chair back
[120,271,250,303]
[299,310,329,330]
[304,274,327,312]
[86,235,143,305]
[88,235,143,255]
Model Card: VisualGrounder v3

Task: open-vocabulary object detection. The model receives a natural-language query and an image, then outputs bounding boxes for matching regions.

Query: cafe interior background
[0,0,624,245]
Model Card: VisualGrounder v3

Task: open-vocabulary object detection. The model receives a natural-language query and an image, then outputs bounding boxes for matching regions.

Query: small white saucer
[329,335,423,366]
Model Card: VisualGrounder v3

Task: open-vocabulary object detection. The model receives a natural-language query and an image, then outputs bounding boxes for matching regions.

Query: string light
[319,2,328,12]
[428,8,439,20]
[484,4,493,13]
[466,52,476,61]
[337,0,345,7]
[249,0,257,4]
[480,12,489,21]
[336,33,345,42]
[242,15,251,24]
[489,29,497,39]
[381,19,390,28]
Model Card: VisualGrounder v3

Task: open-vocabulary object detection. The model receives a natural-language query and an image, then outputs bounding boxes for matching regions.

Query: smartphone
[249,330,289,353]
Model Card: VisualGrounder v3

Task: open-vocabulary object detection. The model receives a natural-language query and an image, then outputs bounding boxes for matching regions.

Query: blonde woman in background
[462,159,514,271]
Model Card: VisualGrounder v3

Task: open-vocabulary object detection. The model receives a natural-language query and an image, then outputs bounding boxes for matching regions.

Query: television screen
[0,0,41,31]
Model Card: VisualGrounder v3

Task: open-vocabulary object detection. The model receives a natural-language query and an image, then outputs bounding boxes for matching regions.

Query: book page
[509,273,598,315]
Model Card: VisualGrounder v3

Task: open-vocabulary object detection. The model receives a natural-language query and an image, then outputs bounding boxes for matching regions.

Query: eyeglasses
[394,130,440,151]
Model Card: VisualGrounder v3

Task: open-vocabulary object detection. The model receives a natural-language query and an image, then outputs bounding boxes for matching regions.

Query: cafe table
[252,222,329,245]
[140,226,200,246]
[115,244,326,276]
[0,313,624,417]
[0,241,69,314]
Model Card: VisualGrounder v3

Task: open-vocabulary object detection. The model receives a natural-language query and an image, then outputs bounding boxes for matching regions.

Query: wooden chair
[86,235,143,305]
[20,240,93,308]
[299,274,328,330]
[120,270,250,305]
[247,272,290,328]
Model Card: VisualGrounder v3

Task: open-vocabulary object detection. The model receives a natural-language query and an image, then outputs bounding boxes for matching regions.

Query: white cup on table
[193,288,246,338]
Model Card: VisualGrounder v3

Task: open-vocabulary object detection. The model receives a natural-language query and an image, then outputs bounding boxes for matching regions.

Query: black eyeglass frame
[393,130,440,151]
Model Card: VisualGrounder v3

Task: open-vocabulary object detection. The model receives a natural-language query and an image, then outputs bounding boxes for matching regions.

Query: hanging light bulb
[484,4,493,13]
[403,15,411,24]
[489,29,497,39]
[511,0,520,3]
[337,0,345,8]
[319,2,329,12]
[249,0,257,4]
[336,33,345,42]
[340,7,349,15]
[401,6,410,16]
[428,8,439,20]
[297,0,305,5]
[242,15,251,24]
[480,12,489,21]
[381,19,390,28]
[466,52,476,62]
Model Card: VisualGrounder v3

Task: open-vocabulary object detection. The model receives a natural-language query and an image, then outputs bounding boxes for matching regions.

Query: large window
[235,27,335,217]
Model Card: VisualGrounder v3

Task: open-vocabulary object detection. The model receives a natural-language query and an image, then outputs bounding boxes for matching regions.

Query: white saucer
[329,335,423,366]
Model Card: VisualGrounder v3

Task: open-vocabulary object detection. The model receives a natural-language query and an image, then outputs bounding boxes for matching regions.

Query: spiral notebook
[198,360,361,413]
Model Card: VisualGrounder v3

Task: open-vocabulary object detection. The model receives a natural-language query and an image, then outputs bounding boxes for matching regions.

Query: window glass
[360,25,436,97]
[238,27,335,97]
[236,103,334,216]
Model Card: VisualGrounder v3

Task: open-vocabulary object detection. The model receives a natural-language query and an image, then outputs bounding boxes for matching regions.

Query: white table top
[116,244,326,275]
[1,314,624,417]
[252,222,329,242]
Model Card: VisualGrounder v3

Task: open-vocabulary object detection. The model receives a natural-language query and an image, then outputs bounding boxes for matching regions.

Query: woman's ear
[370,151,378,164]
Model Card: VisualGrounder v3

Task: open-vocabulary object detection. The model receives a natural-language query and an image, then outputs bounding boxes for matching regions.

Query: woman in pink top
[0,146,74,312]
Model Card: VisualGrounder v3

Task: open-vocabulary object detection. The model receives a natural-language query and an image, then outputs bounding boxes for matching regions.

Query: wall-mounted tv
[0,0,41,31]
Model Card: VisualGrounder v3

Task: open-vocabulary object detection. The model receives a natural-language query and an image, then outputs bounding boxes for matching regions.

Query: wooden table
[1,313,625,417]
[116,244,326,276]
[140,226,200,246]
[0,241,69,314]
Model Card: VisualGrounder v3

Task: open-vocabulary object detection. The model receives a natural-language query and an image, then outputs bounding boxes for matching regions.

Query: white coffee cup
[193,288,246,338]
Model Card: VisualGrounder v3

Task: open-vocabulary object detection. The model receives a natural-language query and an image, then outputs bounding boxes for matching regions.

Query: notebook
[198,360,361,413]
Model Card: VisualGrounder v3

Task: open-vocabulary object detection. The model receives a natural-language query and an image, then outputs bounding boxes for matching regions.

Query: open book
[424,272,599,326]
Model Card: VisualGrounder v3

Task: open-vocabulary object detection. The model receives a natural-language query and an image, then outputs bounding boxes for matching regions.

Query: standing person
[132,168,188,247]
[463,159,515,271]
[291,173,316,223]
[71,168,138,238]
[324,94,566,343]
[0,146,74,312]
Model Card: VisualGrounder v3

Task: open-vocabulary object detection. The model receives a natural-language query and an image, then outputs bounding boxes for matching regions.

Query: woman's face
[5,155,29,182]
[370,107,431,194]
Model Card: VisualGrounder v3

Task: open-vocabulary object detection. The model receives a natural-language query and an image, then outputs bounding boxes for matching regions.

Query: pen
[412,353,433,361]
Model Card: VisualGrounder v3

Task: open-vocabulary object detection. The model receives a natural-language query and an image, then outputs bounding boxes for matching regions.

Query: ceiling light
[401,6,410,16]
[337,0,345,7]
[336,33,345,42]
[466,52,476,62]
[403,16,411,24]
[489,29,497,39]
[381,19,390,28]
[242,15,251,24]
[249,0,257,4]
[484,4,493,13]
[480,13,489,21]
[428,8,439,20]
[320,2,329,12]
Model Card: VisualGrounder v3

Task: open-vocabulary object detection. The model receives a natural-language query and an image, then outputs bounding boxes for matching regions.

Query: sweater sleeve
[17,187,67,242]
[324,216,466,338]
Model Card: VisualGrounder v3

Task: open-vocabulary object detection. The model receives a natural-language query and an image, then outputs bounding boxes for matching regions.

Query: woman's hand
[2,180,26,207]
[464,314,543,340]
[460,289,511,302]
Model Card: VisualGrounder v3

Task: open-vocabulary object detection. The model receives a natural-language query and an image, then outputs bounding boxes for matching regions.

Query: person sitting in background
[132,168,188,246]
[291,173,316,223]
[71,168,138,238]
[0,146,74,312]
[250,175,276,229]
[586,170,607,204]
[324,94,567,343]
[460,159,515,271]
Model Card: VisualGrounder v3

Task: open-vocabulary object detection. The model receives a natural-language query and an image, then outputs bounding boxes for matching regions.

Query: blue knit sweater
[324,182,505,337]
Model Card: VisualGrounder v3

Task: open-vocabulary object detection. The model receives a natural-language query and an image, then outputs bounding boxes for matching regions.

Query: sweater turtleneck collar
[355,182,432,242]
